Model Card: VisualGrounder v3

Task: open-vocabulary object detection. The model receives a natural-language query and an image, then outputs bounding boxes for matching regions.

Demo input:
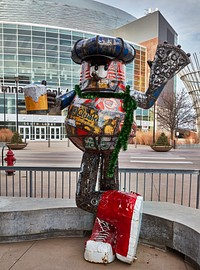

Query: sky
[95,0,199,55]
[95,0,199,89]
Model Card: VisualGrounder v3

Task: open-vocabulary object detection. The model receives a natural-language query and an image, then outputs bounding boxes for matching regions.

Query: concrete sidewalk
[0,238,194,270]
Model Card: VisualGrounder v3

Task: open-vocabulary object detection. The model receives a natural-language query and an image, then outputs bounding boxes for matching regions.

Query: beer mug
[24,84,48,114]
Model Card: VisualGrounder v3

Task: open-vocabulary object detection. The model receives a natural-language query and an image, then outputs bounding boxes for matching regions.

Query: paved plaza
[0,238,194,270]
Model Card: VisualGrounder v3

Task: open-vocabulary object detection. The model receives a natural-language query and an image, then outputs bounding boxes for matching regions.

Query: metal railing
[0,166,199,209]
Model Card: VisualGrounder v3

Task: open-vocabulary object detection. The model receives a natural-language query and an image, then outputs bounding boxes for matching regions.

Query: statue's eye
[104,64,108,71]
[95,64,98,71]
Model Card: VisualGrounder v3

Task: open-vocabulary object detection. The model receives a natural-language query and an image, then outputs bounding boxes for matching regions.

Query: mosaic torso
[65,96,127,152]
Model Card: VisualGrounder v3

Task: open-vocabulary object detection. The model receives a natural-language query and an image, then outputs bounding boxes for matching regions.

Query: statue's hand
[47,91,57,108]
[47,90,76,114]
[47,91,61,114]
[148,42,190,89]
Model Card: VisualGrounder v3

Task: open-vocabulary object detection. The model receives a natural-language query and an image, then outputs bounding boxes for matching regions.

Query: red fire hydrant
[4,149,16,175]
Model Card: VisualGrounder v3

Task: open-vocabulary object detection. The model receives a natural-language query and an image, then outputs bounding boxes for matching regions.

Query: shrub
[132,130,153,145]
[10,131,23,144]
[184,132,199,144]
[132,130,171,145]
[0,128,13,142]
[154,132,170,146]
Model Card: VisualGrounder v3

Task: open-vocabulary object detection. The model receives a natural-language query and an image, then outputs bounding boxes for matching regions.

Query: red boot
[84,217,117,264]
[97,190,143,264]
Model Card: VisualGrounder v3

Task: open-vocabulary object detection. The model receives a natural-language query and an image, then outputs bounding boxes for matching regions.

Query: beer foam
[24,84,47,102]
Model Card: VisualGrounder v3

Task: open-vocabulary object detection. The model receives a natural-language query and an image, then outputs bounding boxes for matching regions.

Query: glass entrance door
[34,126,46,140]
[19,126,31,141]
[50,127,60,140]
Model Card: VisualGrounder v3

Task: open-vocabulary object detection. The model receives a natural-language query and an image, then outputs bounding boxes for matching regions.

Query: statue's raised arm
[131,42,190,109]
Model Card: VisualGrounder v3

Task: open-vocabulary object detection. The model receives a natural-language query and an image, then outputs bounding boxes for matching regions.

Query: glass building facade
[0,22,148,140]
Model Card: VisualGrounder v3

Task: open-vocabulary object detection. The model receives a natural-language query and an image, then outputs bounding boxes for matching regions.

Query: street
[6,140,200,171]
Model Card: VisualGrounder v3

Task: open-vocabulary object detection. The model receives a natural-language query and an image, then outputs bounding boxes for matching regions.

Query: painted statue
[26,35,190,264]
[54,36,190,264]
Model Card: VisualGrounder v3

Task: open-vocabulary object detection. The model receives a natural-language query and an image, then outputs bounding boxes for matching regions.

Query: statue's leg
[84,153,143,264]
[99,153,119,191]
[96,190,143,264]
[84,153,120,264]
[76,151,100,213]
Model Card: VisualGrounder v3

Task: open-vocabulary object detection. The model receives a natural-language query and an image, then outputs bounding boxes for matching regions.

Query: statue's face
[80,58,126,93]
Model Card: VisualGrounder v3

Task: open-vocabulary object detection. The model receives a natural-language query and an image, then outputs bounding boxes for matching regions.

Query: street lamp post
[153,103,156,144]
[1,80,6,128]
[47,114,50,148]
[4,90,6,128]
[15,77,19,134]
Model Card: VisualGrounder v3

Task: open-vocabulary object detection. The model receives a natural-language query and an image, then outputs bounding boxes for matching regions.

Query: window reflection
[0,22,145,95]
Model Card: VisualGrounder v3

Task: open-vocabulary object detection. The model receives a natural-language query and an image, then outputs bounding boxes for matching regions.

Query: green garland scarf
[74,85,137,177]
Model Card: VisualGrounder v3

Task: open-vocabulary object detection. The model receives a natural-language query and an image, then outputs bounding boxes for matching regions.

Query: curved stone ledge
[0,198,199,268]
[140,202,200,269]
[0,197,94,242]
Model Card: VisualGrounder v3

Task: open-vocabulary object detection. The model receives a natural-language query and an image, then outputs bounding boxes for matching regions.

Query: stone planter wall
[150,145,173,152]
[6,143,28,150]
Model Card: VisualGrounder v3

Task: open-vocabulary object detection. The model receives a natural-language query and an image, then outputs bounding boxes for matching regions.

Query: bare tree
[156,88,196,140]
